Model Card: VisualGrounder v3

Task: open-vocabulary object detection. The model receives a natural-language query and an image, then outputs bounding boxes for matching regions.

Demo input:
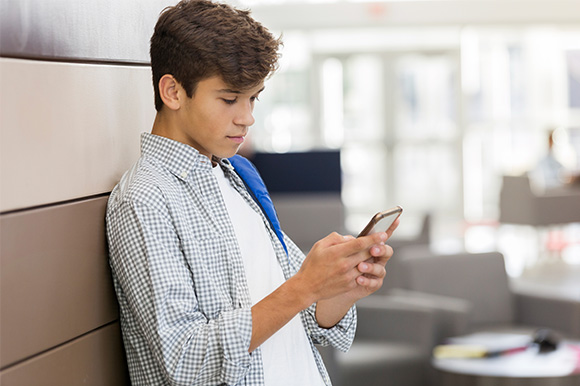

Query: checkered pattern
[106,133,356,386]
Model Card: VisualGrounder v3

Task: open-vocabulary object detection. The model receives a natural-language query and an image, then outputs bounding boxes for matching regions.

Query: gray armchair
[320,296,437,386]
[499,175,580,226]
[395,251,580,340]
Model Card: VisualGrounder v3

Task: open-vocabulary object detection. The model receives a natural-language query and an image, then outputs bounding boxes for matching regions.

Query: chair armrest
[384,289,473,345]
[354,295,435,352]
[513,289,580,339]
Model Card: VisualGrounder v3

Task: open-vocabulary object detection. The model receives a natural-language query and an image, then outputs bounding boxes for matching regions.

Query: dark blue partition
[249,151,342,194]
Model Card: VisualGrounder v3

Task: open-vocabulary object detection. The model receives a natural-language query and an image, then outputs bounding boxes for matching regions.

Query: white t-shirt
[213,164,325,386]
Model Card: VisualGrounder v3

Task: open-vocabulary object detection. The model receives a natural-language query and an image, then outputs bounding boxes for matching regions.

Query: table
[432,332,580,386]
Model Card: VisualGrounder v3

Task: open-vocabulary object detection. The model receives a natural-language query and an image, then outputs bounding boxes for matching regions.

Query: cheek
[194,108,221,130]
[201,103,230,125]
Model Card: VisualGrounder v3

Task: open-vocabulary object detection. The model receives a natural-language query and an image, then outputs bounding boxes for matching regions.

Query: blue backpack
[228,155,288,255]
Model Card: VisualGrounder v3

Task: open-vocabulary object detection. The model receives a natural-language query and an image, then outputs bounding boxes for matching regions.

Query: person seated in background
[529,129,570,190]
[105,1,398,385]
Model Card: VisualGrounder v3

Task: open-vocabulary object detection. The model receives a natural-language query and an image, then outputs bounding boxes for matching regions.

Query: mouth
[227,135,245,145]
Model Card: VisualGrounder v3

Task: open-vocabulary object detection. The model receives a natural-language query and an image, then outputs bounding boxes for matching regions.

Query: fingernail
[380,232,388,241]
[360,262,368,270]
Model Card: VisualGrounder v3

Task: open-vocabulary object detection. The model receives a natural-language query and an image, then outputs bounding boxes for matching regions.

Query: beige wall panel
[0,58,155,211]
[1,0,174,63]
[0,323,129,386]
[0,196,118,368]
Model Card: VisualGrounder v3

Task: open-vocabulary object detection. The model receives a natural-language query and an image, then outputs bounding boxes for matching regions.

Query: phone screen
[357,206,402,237]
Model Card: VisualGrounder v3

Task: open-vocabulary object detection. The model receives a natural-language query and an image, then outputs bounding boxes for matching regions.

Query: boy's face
[176,76,264,160]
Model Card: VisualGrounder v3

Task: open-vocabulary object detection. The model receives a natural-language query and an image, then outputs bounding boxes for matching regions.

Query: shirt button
[180,171,188,178]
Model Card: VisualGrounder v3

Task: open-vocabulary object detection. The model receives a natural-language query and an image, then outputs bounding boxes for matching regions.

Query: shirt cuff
[219,307,254,383]
[303,303,357,352]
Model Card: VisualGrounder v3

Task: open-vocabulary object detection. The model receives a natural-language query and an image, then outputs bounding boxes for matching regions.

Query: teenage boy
[106,1,397,385]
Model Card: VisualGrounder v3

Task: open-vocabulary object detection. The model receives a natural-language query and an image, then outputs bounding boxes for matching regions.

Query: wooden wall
[0,1,174,383]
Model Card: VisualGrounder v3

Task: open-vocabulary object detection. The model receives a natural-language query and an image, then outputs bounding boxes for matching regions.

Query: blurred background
[1,0,579,384]
[235,0,580,278]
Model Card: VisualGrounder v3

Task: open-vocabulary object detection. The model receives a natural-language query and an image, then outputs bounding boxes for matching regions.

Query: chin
[216,148,239,160]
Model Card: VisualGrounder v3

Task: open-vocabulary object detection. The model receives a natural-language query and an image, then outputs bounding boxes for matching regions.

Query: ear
[158,74,182,111]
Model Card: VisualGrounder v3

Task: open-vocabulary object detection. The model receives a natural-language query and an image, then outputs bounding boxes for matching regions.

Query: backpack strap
[228,155,288,255]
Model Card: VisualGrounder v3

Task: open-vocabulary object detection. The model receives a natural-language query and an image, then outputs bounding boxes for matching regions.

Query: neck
[151,110,172,138]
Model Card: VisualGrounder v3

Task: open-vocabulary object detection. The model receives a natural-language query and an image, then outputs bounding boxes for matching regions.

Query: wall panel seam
[0,192,111,216]
[0,55,150,67]
[0,320,121,372]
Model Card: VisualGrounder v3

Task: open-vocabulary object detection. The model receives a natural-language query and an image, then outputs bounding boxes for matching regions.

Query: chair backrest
[400,251,514,328]
[500,175,580,226]
[499,175,535,225]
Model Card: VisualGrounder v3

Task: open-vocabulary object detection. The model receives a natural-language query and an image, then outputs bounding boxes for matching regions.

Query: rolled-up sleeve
[283,235,357,352]
[107,196,254,386]
[303,302,357,352]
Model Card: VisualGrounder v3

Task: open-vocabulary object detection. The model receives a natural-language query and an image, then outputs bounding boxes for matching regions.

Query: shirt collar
[141,132,216,180]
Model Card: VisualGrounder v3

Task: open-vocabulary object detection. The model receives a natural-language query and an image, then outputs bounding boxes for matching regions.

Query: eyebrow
[217,86,265,94]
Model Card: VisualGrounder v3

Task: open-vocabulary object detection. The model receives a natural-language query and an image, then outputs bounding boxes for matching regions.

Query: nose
[234,100,255,127]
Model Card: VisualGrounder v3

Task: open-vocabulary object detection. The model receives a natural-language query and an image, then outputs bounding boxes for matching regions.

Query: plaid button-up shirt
[106,133,356,386]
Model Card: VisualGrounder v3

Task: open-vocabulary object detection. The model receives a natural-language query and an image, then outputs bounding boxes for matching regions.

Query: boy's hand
[341,216,399,302]
[303,218,399,328]
[293,218,398,306]
[340,236,393,302]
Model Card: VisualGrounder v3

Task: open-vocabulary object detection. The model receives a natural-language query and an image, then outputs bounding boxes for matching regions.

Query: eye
[222,98,237,105]
[250,96,260,103]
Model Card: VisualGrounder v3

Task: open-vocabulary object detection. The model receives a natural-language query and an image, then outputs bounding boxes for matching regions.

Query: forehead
[200,76,265,95]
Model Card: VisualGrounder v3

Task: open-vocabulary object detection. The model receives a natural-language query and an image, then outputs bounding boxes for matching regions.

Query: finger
[308,233,345,254]
[385,217,400,238]
[356,274,383,291]
[369,244,394,264]
[314,232,354,249]
[357,261,386,279]
[369,244,385,257]
[332,232,388,258]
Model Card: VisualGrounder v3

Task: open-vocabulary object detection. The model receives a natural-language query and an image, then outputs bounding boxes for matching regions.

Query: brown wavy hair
[150,0,282,111]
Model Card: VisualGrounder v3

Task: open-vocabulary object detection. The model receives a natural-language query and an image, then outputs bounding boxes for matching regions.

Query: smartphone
[357,206,403,237]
